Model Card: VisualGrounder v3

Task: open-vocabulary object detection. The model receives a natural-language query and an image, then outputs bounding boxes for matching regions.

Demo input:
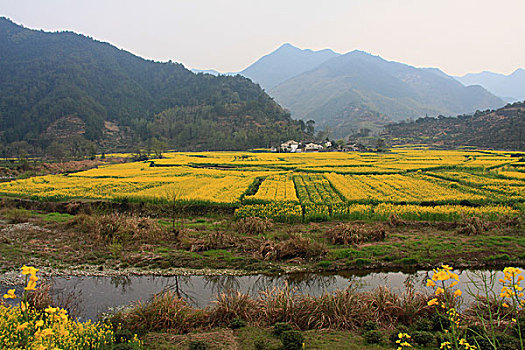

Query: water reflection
[0,269,509,321]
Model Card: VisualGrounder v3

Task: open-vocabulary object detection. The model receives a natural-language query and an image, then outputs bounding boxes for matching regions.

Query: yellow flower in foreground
[454,289,462,297]
[428,298,439,306]
[21,265,39,276]
[25,280,37,291]
[440,341,451,349]
[35,320,44,328]
[17,322,29,331]
[426,279,436,287]
[45,306,58,314]
[3,288,16,299]
[435,287,445,295]
[41,328,53,337]
[502,302,509,308]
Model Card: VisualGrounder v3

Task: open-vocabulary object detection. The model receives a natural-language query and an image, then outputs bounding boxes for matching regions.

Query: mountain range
[239,43,340,90]
[236,44,505,138]
[0,18,307,157]
[456,69,525,102]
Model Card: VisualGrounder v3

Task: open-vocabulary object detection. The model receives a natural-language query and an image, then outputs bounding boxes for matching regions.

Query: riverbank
[4,265,524,349]
[0,206,524,277]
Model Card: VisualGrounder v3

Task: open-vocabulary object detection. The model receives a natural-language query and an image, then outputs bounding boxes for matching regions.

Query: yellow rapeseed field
[0,149,522,221]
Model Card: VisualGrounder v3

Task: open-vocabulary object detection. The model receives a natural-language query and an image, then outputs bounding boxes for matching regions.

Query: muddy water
[0,269,507,321]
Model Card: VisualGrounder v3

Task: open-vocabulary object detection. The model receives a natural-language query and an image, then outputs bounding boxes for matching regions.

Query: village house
[304,142,324,152]
[280,140,299,152]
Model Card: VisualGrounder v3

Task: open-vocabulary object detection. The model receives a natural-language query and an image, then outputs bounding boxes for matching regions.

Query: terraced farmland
[0,148,523,222]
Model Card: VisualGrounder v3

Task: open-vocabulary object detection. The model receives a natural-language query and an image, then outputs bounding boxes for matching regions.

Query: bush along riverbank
[2,265,525,349]
[0,206,524,275]
[108,265,525,349]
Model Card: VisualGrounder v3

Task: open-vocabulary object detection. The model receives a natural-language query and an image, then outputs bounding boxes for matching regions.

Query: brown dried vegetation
[259,234,327,261]
[234,216,273,235]
[68,213,167,244]
[114,284,435,334]
[326,223,387,245]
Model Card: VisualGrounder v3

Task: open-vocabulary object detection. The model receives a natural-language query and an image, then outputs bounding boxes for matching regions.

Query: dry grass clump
[456,216,489,235]
[254,285,432,330]
[259,234,327,261]
[185,231,237,252]
[209,291,258,326]
[234,216,273,235]
[389,213,407,227]
[68,212,167,243]
[113,284,437,334]
[361,285,433,327]
[112,291,209,334]
[26,281,82,320]
[326,223,387,245]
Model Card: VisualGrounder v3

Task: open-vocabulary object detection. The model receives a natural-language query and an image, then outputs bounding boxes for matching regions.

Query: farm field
[0,149,523,222]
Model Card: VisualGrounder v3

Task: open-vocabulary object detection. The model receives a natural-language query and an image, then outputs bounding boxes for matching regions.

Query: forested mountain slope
[0,18,306,157]
[384,102,525,150]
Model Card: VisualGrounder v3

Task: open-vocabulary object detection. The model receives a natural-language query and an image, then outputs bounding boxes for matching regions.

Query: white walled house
[304,143,323,152]
[280,140,299,152]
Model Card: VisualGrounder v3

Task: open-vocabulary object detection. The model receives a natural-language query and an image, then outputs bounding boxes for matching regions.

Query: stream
[0,269,508,321]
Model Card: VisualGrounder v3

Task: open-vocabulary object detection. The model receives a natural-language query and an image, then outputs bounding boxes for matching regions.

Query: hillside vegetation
[384,101,525,150]
[0,18,306,158]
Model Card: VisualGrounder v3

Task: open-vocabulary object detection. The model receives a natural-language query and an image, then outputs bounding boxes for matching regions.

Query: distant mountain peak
[240,43,340,89]
[456,68,525,102]
[277,42,297,50]
[268,49,504,138]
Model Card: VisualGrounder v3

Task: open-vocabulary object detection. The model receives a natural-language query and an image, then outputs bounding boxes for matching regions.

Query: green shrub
[188,340,208,350]
[497,334,521,350]
[362,320,378,332]
[317,260,331,268]
[112,344,137,350]
[228,317,246,329]
[411,331,435,346]
[363,330,383,344]
[470,336,493,350]
[114,329,133,344]
[353,258,371,266]
[280,330,304,350]
[389,326,409,344]
[485,253,510,261]
[431,313,450,331]
[399,257,418,265]
[253,337,269,350]
[273,322,293,336]
[413,318,433,331]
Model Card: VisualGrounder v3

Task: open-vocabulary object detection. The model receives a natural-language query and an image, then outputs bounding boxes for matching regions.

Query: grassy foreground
[142,328,389,349]
[0,204,523,274]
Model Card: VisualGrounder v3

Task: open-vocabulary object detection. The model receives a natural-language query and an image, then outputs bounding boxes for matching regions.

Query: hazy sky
[1,0,523,76]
